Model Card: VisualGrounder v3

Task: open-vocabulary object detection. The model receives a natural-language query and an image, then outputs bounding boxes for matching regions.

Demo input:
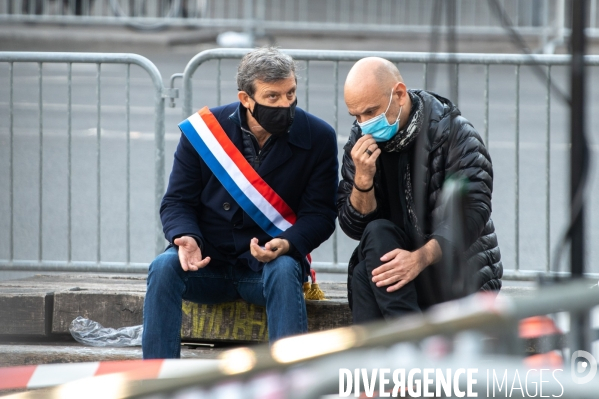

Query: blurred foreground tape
[519,316,564,369]
[0,359,219,390]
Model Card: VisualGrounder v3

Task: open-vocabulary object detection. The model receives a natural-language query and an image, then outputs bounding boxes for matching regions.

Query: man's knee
[147,249,182,285]
[363,219,396,238]
[360,219,411,253]
[351,261,369,291]
[263,256,302,285]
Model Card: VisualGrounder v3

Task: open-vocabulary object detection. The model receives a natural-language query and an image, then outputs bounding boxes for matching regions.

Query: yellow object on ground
[303,269,327,300]
[304,282,327,300]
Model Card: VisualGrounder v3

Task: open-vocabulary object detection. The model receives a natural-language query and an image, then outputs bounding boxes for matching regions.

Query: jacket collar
[411,90,459,153]
[228,102,312,150]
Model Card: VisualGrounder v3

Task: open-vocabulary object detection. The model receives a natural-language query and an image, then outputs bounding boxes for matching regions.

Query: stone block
[181,300,268,342]
[180,298,352,343]
[0,290,53,336]
[52,291,144,334]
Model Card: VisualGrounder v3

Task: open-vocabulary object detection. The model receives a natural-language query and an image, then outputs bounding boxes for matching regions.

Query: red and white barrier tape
[0,359,220,390]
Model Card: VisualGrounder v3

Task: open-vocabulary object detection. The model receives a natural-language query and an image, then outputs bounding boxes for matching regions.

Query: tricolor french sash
[178,107,297,238]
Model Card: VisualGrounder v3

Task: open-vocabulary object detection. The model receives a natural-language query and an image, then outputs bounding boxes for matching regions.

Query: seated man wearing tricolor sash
[142,48,338,358]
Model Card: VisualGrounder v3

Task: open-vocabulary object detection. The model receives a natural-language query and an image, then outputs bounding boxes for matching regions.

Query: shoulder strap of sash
[178,107,297,238]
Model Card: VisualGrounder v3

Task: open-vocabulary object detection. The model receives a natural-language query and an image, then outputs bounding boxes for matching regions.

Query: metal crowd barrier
[0,52,168,273]
[1,49,597,279]
[176,48,599,279]
[0,0,571,49]
[13,280,599,398]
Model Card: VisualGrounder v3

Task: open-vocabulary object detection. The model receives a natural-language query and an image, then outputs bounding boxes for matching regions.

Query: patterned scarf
[382,91,425,239]
[381,91,424,153]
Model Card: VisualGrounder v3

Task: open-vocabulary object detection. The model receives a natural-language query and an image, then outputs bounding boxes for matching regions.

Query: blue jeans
[142,247,308,359]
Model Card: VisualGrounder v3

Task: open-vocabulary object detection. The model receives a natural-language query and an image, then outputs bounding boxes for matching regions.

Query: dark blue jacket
[160,102,339,272]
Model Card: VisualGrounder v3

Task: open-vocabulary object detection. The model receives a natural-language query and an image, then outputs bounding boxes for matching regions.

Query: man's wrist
[418,239,442,268]
[280,239,290,255]
[354,173,374,191]
[353,180,374,192]
[350,174,377,215]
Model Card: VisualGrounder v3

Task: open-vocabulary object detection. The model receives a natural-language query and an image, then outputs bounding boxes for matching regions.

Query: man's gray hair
[237,47,296,97]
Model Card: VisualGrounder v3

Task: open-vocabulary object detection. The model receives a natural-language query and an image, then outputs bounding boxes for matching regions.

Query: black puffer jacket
[338,90,503,300]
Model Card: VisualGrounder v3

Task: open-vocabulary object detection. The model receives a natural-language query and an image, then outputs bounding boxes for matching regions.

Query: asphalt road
[0,44,598,277]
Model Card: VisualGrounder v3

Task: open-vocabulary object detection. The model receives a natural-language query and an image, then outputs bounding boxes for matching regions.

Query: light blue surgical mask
[357,89,402,143]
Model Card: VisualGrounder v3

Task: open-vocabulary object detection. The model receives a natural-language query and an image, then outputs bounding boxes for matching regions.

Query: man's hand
[371,249,426,292]
[371,239,442,292]
[350,134,380,190]
[174,236,211,272]
[349,134,380,215]
[250,237,290,263]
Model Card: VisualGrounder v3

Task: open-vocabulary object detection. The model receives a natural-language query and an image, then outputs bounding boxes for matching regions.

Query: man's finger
[251,243,265,256]
[250,239,262,255]
[250,240,276,263]
[250,238,264,250]
[380,248,400,262]
[375,274,401,288]
[357,141,376,157]
[250,237,260,249]
[360,141,378,154]
[353,136,375,155]
[355,134,373,146]
[371,262,395,276]
[265,238,282,252]
[256,244,277,261]
[387,279,407,293]
[372,268,400,283]
[179,254,189,272]
[195,256,211,269]
[368,148,382,162]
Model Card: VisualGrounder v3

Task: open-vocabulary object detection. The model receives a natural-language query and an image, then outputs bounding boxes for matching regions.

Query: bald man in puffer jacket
[338,57,502,323]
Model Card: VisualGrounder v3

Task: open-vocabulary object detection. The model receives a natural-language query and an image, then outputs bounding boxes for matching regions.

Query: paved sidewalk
[0,341,225,367]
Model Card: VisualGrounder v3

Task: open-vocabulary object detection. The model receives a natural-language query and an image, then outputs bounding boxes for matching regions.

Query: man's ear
[238,91,251,108]
[394,82,408,106]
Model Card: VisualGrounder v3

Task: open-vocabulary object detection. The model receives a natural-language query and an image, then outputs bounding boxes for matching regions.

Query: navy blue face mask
[250,98,297,137]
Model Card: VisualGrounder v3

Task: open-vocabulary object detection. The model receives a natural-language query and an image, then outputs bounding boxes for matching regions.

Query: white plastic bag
[69,316,143,347]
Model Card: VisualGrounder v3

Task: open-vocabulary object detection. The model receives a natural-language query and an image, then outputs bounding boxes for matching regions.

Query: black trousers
[351,219,446,324]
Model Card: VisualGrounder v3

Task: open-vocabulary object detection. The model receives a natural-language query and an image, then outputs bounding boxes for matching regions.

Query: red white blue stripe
[178,107,296,238]
[0,359,220,390]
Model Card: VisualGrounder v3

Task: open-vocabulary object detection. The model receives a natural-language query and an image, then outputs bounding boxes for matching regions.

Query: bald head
[345,57,403,94]
[344,57,411,126]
